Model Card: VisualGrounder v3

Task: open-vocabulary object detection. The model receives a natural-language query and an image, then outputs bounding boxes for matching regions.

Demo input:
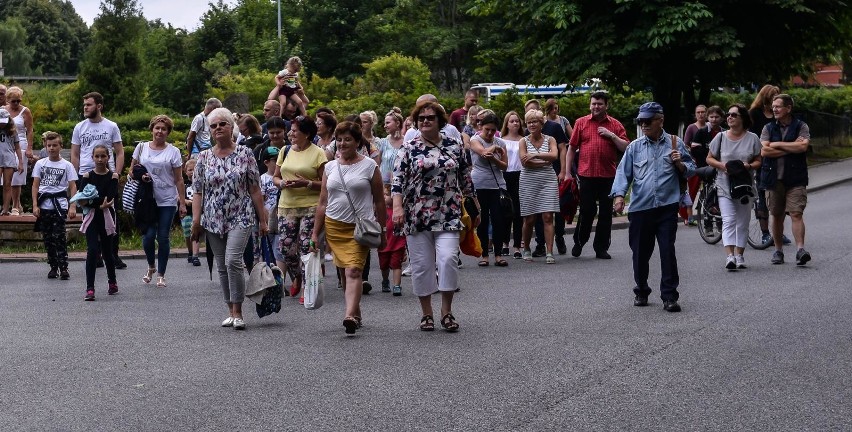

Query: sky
[68,0,238,31]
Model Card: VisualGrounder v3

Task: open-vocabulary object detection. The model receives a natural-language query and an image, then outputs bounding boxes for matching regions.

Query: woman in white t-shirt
[500,110,524,259]
[311,121,386,335]
[130,115,187,288]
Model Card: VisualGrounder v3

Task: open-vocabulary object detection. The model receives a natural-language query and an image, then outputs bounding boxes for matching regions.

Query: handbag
[459,202,483,257]
[336,161,383,248]
[488,159,513,220]
[301,251,325,310]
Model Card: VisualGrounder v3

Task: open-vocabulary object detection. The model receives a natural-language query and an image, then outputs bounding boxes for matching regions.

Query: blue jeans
[142,206,177,275]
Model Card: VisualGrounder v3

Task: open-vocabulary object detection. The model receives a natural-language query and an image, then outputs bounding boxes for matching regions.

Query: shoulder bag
[483,138,513,220]
[120,142,144,214]
[336,161,383,248]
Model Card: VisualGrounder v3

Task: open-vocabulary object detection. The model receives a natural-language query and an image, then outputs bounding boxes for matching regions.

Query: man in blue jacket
[611,102,695,313]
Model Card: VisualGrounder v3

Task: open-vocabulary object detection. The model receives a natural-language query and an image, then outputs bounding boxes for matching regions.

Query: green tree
[1,0,90,75]
[78,0,147,113]
[232,0,281,71]
[142,20,206,113]
[0,17,34,74]
[470,0,852,130]
[191,0,239,68]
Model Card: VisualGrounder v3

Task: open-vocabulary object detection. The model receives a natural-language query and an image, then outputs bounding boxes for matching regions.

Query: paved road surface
[2,183,851,431]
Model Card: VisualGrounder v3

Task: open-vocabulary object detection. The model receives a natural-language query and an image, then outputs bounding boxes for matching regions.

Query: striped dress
[519,135,560,216]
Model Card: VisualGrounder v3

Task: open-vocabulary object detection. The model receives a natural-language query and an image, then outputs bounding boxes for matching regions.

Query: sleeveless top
[13,108,28,151]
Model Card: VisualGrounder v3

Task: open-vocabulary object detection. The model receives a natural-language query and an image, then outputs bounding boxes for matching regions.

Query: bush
[208,68,276,113]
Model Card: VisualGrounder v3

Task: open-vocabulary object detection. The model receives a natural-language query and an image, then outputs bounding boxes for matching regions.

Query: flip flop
[478,260,489,267]
[495,259,508,267]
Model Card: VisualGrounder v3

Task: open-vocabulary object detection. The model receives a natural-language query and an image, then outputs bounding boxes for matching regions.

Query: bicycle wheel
[697,203,722,244]
[747,217,771,249]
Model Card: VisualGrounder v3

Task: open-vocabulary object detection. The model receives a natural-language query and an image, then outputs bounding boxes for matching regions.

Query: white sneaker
[735,255,746,269]
[402,264,412,277]
[325,253,333,262]
[233,317,246,330]
[221,316,235,327]
[725,255,737,270]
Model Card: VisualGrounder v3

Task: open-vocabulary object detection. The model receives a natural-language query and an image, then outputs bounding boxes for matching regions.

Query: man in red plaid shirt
[565,91,629,259]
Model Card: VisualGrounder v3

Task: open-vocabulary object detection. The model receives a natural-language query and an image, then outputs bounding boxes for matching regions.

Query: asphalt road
[2,183,851,431]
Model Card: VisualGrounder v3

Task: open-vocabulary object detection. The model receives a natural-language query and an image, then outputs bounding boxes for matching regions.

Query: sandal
[343,317,358,335]
[156,276,167,288]
[440,313,460,332]
[419,315,435,331]
[495,259,508,267]
[142,268,156,284]
[513,250,522,259]
[478,259,489,267]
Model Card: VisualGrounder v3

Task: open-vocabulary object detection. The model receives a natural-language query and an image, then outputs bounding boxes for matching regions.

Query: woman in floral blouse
[391,101,479,332]
[191,107,268,331]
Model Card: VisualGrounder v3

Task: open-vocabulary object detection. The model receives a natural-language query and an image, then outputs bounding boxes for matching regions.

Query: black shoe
[795,249,811,266]
[362,281,372,295]
[663,301,681,312]
[571,243,582,257]
[96,260,104,268]
[114,258,127,269]
[59,268,70,280]
[532,246,546,258]
[556,238,567,255]
[48,267,59,279]
[595,251,611,259]
[634,294,649,307]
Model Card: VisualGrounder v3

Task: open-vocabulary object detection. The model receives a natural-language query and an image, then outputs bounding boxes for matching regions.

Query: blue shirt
[610,132,695,212]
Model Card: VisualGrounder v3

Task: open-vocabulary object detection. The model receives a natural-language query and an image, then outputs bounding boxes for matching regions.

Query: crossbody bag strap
[335,161,361,220]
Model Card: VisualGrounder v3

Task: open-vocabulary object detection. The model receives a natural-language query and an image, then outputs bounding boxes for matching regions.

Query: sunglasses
[726,112,740,118]
[635,118,658,126]
[418,115,437,123]
[9,99,21,103]
[210,121,230,130]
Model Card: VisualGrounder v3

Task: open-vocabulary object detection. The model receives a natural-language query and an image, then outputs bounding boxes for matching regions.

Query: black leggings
[476,188,507,257]
[86,220,117,289]
[503,171,522,248]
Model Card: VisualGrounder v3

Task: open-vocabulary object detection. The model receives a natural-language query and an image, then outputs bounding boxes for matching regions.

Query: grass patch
[810,145,852,165]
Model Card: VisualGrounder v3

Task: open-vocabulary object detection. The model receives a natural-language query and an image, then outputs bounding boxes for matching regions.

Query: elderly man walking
[611,102,695,312]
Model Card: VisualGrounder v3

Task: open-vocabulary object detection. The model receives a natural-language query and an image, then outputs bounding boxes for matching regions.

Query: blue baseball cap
[636,102,664,120]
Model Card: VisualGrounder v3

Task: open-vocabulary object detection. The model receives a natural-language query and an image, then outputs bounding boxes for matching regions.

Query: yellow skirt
[325,217,368,269]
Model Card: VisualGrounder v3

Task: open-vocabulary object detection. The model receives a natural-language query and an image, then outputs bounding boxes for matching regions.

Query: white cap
[0,108,9,124]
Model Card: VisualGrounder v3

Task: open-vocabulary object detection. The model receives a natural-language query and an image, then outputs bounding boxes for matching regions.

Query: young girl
[0,108,24,215]
[378,187,405,295]
[78,145,119,301]
[181,158,202,266]
[268,56,310,115]
[260,146,287,272]
[32,132,78,279]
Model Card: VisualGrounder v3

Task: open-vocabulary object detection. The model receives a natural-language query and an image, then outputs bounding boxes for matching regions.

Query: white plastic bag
[301,252,324,310]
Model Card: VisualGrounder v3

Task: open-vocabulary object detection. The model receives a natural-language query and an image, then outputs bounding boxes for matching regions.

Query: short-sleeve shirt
[193,146,261,236]
[449,107,468,132]
[133,142,183,207]
[391,135,474,235]
[569,114,629,178]
[260,172,278,211]
[709,132,762,199]
[324,157,378,224]
[32,157,78,210]
[376,137,402,184]
[189,112,211,154]
[72,118,122,174]
[0,129,19,168]
[470,135,507,190]
[277,144,327,209]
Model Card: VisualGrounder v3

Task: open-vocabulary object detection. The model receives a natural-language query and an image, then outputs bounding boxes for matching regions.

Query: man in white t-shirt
[187,98,222,157]
[70,91,126,268]
[403,94,462,143]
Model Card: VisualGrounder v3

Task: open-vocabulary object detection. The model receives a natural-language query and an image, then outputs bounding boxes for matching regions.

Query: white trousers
[719,195,752,249]
[406,230,460,297]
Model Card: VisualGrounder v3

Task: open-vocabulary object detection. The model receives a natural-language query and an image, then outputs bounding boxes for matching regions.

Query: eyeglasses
[210,121,230,130]
[9,99,21,103]
[726,112,740,118]
[418,115,437,123]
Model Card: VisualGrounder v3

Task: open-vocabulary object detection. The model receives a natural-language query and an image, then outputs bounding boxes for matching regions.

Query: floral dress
[391,135,474,236]
[193,145,261,236]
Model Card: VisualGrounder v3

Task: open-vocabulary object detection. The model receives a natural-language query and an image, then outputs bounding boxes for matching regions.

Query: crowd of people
[1,72,815,334]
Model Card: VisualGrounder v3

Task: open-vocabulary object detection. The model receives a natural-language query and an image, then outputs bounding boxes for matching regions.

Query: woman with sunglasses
[705,104,762,270]
[392,101,478,332]
[191,107,268,330]
[273,115,328,302]
[3,87,33,215]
